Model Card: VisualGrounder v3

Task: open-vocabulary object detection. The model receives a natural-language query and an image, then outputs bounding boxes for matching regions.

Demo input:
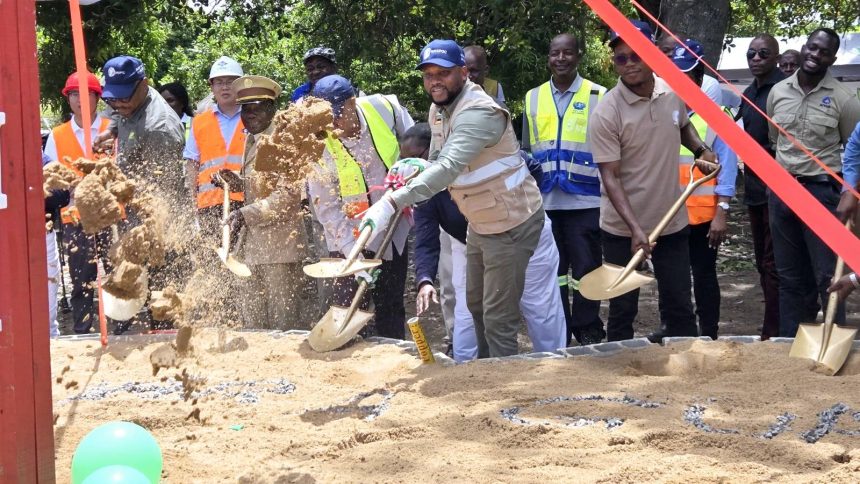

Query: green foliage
[35,0,857,126]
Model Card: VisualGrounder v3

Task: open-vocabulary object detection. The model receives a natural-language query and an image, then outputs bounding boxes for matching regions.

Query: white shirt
[43,114,106,162]
[701,75,723,106]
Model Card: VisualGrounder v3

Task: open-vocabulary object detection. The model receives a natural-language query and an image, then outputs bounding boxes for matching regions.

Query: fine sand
[52,332,860,483]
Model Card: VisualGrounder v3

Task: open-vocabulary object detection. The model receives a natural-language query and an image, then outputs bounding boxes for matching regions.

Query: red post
[0,0,57,482]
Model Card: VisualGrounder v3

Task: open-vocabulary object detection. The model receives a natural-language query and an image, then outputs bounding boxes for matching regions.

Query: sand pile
[52,334,860,483]
[254,97,333,184]
[72,158,136,234]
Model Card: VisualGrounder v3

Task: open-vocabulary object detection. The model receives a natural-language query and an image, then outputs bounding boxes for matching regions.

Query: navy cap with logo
[608,19,655,49]
[311,74,355,116]
[416,39,466,69]
[671,39,705,72]
[102,55,146,99]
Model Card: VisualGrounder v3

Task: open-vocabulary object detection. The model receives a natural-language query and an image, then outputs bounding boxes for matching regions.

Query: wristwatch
[694,145,713,159]
[717,201,730,211]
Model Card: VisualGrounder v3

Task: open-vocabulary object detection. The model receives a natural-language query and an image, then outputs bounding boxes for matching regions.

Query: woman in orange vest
[43,71,113,334]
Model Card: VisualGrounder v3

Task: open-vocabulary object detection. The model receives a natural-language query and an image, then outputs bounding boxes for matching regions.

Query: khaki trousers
[242,262,309,330]
[466,208,545,358]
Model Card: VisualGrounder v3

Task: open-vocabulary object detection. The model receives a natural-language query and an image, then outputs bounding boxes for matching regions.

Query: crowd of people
[41,18,860,362]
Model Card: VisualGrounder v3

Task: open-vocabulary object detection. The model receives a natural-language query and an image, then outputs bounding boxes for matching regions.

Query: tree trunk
[653,0,732,68]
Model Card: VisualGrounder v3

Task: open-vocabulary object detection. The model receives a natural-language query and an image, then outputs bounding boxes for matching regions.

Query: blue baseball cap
[102,55,146,99]
[608,19,655,49]
[311,74,355,116]
[416,40,465,69]
[671,39,705,72]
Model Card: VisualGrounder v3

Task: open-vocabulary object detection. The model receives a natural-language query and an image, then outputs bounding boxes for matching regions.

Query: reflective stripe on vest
[525,79,604,196]
[679,112,720,225]
[323,96,401,218]
[53,118,112,224]
[192,110,246,209]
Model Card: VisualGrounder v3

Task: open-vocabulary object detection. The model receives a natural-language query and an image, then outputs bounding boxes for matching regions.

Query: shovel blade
[303,258,382,279]
[308,305,374,352]
[579,263,655,301]
[217,248,252,278]
[790,322,858,374]
[102,270,148,321]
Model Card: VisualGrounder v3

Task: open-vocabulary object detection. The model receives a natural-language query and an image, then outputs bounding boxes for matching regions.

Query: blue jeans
[768,182,845,337]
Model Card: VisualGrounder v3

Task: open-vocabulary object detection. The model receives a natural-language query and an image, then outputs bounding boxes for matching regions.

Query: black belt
[791,173,841,185]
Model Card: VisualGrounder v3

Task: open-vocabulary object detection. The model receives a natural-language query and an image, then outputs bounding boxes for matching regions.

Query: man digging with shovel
[216,75,311,329]
[586,20,718,343]
[360,40,546,358]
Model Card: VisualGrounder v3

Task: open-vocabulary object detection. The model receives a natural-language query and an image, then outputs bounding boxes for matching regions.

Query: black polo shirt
[737,68,786,206]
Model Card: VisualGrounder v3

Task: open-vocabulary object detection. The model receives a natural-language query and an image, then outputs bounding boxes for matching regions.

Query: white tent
[718,32,860,83]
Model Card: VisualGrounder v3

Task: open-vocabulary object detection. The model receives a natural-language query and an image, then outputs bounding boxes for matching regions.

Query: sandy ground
[52,330,860,483]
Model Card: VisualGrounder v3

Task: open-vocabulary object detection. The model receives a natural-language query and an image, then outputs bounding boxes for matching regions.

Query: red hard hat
[61,71,103,97]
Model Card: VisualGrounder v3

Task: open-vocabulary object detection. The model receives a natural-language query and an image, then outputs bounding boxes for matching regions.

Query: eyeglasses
[210,78,235,88]
[103,81,140,105]
[612,53,642,66]
[746,48,772,60]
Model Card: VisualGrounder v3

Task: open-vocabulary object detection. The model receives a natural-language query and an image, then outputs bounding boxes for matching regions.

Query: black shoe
[113,320,131,335]
[574,325,606,346]
[445,343,454,358]
[646,330,667,344]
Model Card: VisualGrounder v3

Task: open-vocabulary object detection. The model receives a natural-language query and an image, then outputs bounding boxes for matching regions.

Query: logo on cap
[423,49,432,60]
[673,47,686,59]
[107,67,125,78]
[244,78,253,88]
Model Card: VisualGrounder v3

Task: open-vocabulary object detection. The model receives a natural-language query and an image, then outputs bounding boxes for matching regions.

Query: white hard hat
[209,56,244,80]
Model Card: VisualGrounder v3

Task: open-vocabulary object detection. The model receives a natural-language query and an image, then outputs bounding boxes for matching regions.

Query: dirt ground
[51,331,860,483]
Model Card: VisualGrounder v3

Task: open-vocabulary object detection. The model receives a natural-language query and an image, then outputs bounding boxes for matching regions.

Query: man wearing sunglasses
[766,28,860,337]
[736,33,784,340]
[100,55,187,333]
[588,19,717,343]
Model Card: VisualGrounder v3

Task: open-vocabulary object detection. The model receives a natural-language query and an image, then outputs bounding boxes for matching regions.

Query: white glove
[388,157,430,182]
[359,195,397,244]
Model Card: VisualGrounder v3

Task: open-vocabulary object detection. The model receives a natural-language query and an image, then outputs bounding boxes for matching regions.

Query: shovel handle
[823,220,851,326]
[647,161,721,244]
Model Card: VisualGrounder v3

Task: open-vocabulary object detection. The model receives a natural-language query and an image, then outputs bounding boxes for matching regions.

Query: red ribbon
[583,0,860,272]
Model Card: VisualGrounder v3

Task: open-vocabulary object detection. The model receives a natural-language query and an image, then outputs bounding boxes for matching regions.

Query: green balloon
[82,465,150,484]
[71,421,162,484]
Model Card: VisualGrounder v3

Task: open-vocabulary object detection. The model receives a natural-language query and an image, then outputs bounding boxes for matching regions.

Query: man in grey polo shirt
[100,55,188,333]
[766,28,860,337]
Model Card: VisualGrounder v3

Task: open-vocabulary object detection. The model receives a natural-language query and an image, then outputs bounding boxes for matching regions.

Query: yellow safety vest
[525,78,604,195]
[323,95,400,218]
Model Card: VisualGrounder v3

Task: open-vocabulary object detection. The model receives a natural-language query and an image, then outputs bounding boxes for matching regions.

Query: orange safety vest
[679,112,720,225]
[192,110,246,209]
[53,117,112,224]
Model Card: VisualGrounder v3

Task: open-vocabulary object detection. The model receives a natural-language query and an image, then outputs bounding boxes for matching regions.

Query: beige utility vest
[430,82,543,235]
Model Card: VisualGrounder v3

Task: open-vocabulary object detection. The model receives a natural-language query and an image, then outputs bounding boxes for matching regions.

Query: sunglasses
[103,80,141,104]
[746,48,772,60]
[612,52,642,66]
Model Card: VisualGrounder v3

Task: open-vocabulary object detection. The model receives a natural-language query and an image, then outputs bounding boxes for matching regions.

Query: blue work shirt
[843,121,860,190]
[182,104,243,161]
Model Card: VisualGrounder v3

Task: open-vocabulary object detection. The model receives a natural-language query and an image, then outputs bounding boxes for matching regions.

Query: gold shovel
[103,224,148,321]
[308,210,405,352]
[302,224,382,279]
[580,160,721,301]
[789,221,858,375]
[215,174,251,278]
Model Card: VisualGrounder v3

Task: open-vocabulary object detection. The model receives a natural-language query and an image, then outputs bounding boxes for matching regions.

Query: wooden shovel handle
[648,161,722,245]
[823,220,852,325]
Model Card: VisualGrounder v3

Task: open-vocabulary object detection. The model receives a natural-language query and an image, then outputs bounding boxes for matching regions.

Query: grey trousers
[242,262,309,330]
[438,230,456,344]
[466,208,545,358]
